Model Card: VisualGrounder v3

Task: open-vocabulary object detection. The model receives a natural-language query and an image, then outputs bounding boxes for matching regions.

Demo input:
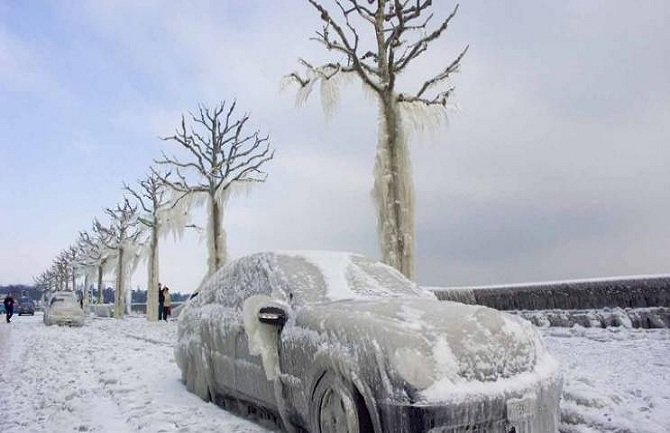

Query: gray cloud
[1,1,668,291]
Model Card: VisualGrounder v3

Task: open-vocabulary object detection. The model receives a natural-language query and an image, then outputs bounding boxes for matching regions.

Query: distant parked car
[43,292,85,326]
[17,297,35,316]
[176,251,562,433]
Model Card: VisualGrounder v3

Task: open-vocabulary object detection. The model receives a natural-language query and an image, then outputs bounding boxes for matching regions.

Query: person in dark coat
[162,287,171,321]
[3,293,15,323]
[158,283,164,320]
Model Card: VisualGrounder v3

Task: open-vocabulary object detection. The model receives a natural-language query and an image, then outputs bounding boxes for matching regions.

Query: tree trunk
[83,272,90,309]
[71,267,76,293]
[373,93,416,279]
[97,263,104,304]
[114,248,125,319]
[147,225,160,321]
[207,196,227,276]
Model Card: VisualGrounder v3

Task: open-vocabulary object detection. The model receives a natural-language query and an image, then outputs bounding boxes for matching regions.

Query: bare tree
[97,198,144,319]
[78,228,113,306]
[285,0,467,279]
[34,270,58,301]
[53,254,70,291]
[156,101,274,276]
[125,171,176,321]
[63,245,79,293]
[83,222,116,305]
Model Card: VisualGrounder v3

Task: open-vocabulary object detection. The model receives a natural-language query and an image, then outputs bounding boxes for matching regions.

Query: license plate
[506,397,534,421]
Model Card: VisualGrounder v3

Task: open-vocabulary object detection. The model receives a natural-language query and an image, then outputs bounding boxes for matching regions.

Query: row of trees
[34,0,466,318]
[35,102,274,320]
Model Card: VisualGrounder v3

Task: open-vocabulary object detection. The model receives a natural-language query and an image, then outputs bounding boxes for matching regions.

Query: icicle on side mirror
[258,306,287,327]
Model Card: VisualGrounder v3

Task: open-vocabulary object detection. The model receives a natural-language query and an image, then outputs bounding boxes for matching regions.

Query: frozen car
[43,291,85,326]
[176,252,562,433]
[17,297,35,316]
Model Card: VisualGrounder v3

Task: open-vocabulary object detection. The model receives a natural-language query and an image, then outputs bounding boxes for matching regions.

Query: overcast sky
[1,1,668,291]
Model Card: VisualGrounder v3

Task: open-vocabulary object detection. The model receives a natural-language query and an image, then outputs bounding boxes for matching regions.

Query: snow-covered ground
[0,314,273,433]
[1,314,668,433]
[540,326,670,433]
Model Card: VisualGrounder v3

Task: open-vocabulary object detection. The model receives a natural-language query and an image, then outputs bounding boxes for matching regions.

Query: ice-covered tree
[83,222,117,305]
[77,233,97,306]
[156,101,274,276]
[62,245,79,293]
[96,198,144,319]
[125,170,186,321]
[78,228,113,306]
[285,0,467,279]
[34,270,58,298]
[53,253,71,291]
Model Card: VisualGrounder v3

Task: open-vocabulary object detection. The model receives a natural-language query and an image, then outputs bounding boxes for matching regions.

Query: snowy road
[0,314,274,433]
[1,314,668,433]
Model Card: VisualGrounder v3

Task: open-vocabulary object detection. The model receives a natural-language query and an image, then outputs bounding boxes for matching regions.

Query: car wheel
[311,373,362,433]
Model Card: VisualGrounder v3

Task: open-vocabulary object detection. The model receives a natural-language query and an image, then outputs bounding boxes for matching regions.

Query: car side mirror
[258,306,287,327]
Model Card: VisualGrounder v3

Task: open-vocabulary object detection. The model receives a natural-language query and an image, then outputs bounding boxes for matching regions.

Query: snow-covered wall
[430,275,670,311]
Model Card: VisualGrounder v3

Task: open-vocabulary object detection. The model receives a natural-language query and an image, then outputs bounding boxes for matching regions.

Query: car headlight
[390,347,437,390]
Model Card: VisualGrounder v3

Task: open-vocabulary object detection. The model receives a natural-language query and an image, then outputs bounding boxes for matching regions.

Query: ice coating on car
[175,251,562,432]
[43,291,86,327]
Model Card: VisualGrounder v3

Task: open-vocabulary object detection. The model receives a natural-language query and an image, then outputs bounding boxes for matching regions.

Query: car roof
[198,251,428,307]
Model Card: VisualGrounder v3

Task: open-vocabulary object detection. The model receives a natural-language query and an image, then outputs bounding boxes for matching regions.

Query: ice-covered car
[176,252,562,433]
[17,297,35,316]
[43,291,85,326]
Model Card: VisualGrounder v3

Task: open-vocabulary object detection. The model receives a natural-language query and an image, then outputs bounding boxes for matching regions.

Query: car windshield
[51,294,76,305]
[20,298,33,304]
[275,253,431,304]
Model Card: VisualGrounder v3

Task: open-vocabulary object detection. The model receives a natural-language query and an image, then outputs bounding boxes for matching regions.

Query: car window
[274,255,327,304]
[50,293,77,306]
[349,255,426,297]
[198,255,273,309]
[276,254,429,304]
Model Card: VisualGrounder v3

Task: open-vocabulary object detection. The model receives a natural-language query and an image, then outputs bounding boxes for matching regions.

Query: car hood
[294,297,547,389]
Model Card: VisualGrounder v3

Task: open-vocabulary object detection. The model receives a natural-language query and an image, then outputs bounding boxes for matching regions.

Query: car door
[207,307,238,395]
[229,258,278,406]
[234,326,276,405]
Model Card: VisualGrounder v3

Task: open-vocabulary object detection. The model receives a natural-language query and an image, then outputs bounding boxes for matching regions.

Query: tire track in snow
[0,315,134,433]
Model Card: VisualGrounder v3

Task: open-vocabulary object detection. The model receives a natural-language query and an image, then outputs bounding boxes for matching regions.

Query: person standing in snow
[3,292,15,323]
[158,282,164,320]
[162,287,171,321]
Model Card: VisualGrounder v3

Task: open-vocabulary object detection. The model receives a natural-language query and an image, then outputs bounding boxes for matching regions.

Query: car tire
[310,372,367,433]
